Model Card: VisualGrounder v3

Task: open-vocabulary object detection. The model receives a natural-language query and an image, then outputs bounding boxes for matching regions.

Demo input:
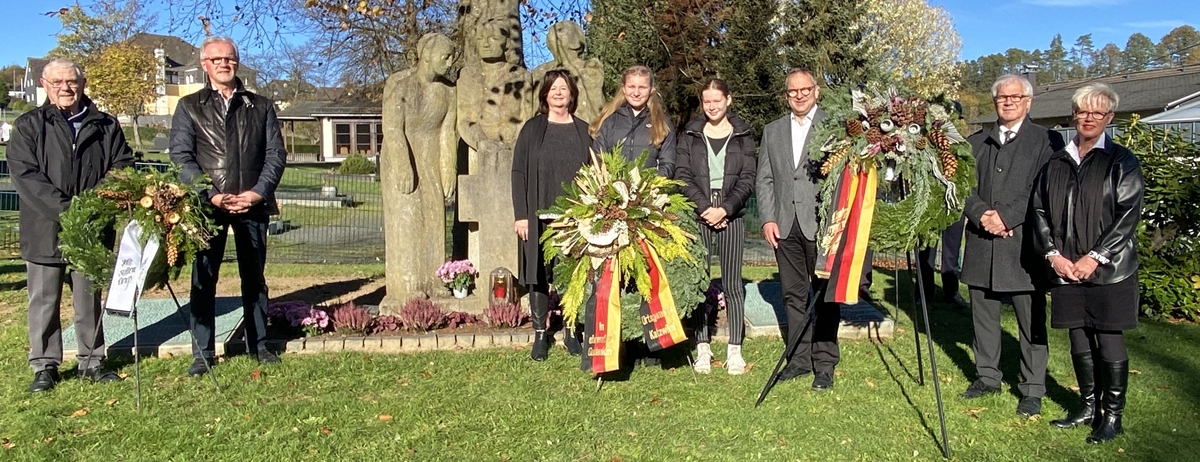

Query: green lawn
[0,260,1197,461]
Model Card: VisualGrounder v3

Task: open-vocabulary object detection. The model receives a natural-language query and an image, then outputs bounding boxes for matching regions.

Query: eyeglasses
[993,94,1029,103]
[1074,110,1112,120]
[786,85,817,98]
[43,79,81,89]
[204,56,238,65]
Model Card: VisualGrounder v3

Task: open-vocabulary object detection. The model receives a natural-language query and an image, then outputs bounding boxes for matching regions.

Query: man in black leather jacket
[170,36,287,377]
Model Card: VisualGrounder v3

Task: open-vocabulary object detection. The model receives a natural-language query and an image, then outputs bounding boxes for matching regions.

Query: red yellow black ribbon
[583,257,622,373]
[815,162,877,304]
[638,239,688,351]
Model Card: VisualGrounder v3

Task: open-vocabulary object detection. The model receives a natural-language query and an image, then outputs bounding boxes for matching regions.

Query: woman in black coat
[675,79,757,375]
[1030,82,1143,444]
[511,69,592,361]
[589,65,677,178]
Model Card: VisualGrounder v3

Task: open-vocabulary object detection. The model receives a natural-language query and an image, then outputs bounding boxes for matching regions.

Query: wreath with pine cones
[808,86,976,253]
[58,166,219,291]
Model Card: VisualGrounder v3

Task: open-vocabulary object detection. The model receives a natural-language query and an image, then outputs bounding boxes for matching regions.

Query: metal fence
[267,169,384,263]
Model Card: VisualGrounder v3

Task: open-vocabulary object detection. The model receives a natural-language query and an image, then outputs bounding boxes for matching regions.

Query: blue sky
[3,0,1198,78]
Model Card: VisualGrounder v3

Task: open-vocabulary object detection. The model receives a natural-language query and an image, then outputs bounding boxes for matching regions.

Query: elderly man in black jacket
[960,74,1065,417]
[170,36,287,377]
[9,59,135,392]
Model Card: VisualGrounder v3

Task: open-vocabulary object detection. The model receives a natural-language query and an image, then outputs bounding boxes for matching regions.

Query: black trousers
[777,220,840,373]
[186,213,270,358]
[918,216,965,299]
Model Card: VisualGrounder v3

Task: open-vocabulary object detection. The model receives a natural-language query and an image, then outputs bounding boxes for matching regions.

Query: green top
[705,134,729,190]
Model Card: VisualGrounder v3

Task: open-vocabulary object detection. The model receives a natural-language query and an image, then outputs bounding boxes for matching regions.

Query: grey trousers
[27,262,105,372]
[969,287,1048,398]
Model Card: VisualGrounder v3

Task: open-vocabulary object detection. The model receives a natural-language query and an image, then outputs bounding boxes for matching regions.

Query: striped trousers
[694,214,746,345]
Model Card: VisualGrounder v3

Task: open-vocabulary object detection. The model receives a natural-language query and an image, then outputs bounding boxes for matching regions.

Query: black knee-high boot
[1087,360,1128,443]
[529,291,550,361]
[1051,352,1096,428]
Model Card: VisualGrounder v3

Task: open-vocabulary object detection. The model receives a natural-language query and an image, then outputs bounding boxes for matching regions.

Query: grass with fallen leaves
[0,259,1198,461]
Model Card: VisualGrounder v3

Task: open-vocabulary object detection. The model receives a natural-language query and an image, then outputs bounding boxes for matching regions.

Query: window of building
[332,120,382,157]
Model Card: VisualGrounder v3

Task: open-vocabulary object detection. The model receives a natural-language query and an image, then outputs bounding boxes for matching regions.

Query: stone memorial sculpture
[380,33,458,307]
[532,21,605,123]
[457,18,534,280]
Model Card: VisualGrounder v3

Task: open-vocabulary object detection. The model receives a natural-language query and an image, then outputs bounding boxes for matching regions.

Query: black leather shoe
[531,331,548,361]
[961,379,1002,399]
[188,357,215,378]
[1017,396,1043,418]
[28,369,60,393]
[81,366,122,384]
[563,328,583,356]
[948,293,969,310]
[812,371,834,391]
[777,364,812,382]
[257,350,282,365]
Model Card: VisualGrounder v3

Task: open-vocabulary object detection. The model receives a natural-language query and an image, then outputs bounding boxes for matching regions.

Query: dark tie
[1004,130,1016,145]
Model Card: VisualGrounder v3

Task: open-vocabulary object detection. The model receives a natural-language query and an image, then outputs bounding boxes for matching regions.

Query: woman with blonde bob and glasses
[1030,82,1143,444]
[590,65,677,178]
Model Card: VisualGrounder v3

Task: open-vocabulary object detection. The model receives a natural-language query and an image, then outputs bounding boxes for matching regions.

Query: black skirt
[1049,274,1139,331]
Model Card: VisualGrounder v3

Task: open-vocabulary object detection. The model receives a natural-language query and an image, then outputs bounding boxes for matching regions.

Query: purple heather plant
[484,302,526,328]
[705,280,726,310]
[398,298,447,332]
[446,311,478,329]
[329,301,372,335]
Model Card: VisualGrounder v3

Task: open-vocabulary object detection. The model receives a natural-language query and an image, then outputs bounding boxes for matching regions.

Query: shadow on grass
[874,341,946,456]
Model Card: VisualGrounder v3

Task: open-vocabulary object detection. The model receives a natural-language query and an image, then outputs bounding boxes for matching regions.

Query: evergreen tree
[1046,34,1069,82]
[1123,32,1159,71]
[776,0,870,89]
[1069,33,1096,78]
[713,0,786,136]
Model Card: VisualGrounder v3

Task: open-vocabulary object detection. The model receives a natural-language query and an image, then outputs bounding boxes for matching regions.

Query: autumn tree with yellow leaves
[859,0,962,98]
[87,41,160,149]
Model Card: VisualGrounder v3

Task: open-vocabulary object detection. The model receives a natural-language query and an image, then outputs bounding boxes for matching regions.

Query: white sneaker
[694,343,713,374]
[726,344,746,375]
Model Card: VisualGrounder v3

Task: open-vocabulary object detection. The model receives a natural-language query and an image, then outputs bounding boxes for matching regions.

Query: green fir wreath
[58,166,219,291]
[807,86,977,253]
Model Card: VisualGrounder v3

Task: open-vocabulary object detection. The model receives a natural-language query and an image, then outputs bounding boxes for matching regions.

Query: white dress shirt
[791,108,817,169]
[999,119,1024,145]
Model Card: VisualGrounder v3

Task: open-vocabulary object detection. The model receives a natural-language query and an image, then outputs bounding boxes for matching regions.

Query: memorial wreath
[542,149,707,373]
[59,166,219,291]
[807,86,976,303]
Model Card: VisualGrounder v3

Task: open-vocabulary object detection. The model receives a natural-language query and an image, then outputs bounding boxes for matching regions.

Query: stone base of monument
[63,297,244,358]
[743,281,895,341]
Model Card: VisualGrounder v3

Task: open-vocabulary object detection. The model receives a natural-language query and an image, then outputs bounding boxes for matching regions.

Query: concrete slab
[743,281,894,340]
[64,297,244,358]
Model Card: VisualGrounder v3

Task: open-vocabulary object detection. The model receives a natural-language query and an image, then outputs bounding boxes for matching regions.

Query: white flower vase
[452,287,469,299]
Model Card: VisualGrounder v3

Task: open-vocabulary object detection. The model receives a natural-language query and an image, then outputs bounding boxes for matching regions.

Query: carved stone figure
[456,0,523,67]
[380,33,458,308]
[532,21,605,123]
[457,18,533,279]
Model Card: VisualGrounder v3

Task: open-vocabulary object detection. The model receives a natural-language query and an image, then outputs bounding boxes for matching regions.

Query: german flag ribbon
[815,162,877,304]
[637,239,688,351]
[583,257,622,373]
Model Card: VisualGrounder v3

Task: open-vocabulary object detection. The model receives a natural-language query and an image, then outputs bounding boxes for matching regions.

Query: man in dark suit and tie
[960,74,1065,417]
[756,67,839,391]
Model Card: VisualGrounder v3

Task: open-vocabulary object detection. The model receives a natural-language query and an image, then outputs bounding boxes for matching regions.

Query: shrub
[371,315,399,334]
[328,300,373,335]
[337,154,377,175]
[446,311,478,329]
[1116,118,1200,320]
[398,298,447,332]
[484,302,526,328]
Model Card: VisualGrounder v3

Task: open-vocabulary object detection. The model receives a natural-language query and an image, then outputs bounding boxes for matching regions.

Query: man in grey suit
[960,74,1065,417]
[756,67,839,391]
